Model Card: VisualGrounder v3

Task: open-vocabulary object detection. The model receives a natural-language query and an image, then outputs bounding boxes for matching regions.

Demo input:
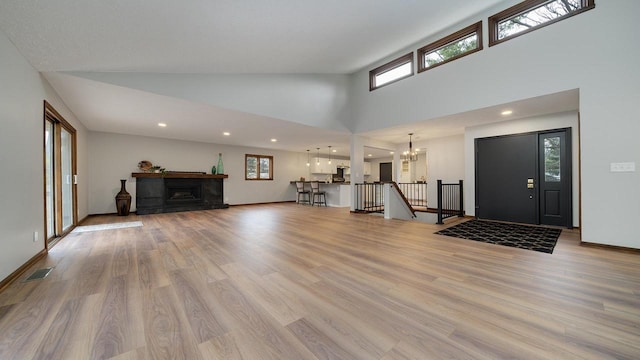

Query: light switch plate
[610,162,636,172]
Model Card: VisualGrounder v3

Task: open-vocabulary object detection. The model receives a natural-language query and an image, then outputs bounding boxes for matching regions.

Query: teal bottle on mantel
[216,153,224,175]
[210,165,216,175]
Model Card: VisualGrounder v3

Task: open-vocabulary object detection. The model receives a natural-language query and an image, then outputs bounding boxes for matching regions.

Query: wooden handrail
[389,181,416,217]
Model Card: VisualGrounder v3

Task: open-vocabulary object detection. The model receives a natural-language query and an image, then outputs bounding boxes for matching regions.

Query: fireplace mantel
[132,172,228,214]
[132,172,228,179]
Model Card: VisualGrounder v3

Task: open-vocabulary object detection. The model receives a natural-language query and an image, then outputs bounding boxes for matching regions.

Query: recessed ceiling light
[415,148,420,152]
[390,151,394,155]
[501,110,513,116]
[332,149,337,153]
[223,132,230,136]
[368,154,372,157]
[271,138,277,142]
[158,123,167,127]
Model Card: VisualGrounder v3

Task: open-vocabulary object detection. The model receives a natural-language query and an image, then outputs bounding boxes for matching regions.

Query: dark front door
[380,162,392,182]
[475,129,572,227]
[476,133,538,224]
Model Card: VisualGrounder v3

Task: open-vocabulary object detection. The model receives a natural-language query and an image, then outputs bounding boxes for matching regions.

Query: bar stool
[295,181,310,205]
[310,181,327,206]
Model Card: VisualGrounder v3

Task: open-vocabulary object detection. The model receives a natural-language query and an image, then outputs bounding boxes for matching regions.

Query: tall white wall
[88,132,309,214]
[0,31,88,281]
[348,1,640,248]
[423,135,465,208]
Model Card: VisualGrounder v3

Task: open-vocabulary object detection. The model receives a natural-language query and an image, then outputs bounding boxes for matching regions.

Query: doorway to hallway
[380,162,392,182]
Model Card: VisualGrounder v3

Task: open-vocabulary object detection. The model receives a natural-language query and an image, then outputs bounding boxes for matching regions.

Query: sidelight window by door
[544,137,561,182]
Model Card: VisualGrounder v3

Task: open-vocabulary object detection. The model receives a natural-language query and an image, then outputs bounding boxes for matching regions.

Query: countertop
[290,181,350,184]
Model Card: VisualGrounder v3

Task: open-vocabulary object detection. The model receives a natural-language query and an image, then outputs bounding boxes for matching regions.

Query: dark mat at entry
[435,219,561,254]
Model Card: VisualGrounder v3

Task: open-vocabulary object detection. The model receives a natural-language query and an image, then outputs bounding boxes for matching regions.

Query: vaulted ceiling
[0,0,577,158]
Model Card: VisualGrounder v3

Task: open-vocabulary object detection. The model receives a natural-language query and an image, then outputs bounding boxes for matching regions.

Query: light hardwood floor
[1,204,639,359]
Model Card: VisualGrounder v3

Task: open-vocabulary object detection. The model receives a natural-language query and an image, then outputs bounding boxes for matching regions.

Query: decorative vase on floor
[217,153,224,175]
[115,179,132,216]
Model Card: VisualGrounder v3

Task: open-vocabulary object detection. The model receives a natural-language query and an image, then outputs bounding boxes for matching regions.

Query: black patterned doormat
[435,219,561,254]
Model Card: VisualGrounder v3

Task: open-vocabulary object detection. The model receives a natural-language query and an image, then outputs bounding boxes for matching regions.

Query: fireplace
[165,183,202,204]
[133,172,228,214]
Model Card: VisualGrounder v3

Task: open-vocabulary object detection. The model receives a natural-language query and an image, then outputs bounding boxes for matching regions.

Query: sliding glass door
[61,127,74,232]
[44,101,77,246]
[45,119,55,238]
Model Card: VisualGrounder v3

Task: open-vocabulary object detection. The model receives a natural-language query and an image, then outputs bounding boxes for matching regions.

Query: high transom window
[369,53,414,91]
[417,22,482,73]
[489,0,595,46]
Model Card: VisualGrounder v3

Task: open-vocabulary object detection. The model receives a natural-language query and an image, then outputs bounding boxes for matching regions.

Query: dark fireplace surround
[132,173,228,215]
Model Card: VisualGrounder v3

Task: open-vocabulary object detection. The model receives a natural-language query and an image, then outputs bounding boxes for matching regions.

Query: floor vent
[23,267,53,282]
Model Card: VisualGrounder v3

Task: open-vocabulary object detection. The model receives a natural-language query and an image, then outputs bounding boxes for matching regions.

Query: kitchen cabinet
[343,161,371,176]
[364,162,372,176]
[337,159,350,176]
[311,157,337,174]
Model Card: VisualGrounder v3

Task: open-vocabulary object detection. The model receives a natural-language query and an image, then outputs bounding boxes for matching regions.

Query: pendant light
[306,149,310,167]
[403,133,418,162]
[328,146,332,164]
[316,148,320,165]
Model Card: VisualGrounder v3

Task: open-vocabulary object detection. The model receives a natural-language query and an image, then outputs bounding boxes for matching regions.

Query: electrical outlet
[33,231,38,242]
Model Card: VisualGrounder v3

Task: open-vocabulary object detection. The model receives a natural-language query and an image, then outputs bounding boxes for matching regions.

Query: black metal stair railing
[437,180,464,224]
[397,182,427,208]
[354,183,384,213]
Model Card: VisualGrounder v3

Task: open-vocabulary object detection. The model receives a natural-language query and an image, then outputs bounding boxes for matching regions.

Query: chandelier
[403,133,418,162]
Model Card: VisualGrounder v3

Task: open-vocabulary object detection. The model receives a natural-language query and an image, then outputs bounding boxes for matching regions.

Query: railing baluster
[458,180,464,217]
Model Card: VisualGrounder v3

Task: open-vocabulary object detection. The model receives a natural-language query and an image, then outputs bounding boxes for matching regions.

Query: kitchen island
[291,181,351,207]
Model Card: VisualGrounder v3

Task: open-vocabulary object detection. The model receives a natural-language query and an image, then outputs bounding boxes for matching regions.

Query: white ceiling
[43,72,351,153]
[0,0,508,74]
[1,0,578,159]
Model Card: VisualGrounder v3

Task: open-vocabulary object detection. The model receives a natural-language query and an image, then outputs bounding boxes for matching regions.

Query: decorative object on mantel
[138,160,152,172]
[217,153,224,175]
[115,179,132,216]
[137,160,165,173]
[210,165,217,175]
[149,165,165,174]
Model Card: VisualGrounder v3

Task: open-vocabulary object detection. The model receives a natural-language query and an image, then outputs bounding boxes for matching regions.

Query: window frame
[245,154,274,181]
[369,52,414,91]
[417,21,483,73]
[489,0,595,47]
